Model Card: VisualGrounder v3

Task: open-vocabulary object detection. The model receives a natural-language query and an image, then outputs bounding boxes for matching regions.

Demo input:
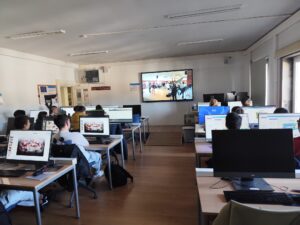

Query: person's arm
[73,133,89,147]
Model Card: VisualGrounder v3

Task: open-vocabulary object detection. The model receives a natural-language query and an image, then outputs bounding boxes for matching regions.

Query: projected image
[141,69,193,102]
[84,122,104,133]
[17,138,45,156]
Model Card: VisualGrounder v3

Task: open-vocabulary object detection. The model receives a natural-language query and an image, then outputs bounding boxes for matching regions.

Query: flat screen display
[7,130,51,162]
[243,106,276,124]
[80,117,110,136]
[198,106,230,125]
[141,69,193,102]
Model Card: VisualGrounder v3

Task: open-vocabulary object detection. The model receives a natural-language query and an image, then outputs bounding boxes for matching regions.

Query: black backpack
[104,151,133,188]
[0,202,12,225]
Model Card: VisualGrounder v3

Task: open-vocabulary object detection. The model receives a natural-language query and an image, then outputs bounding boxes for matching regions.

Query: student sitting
[242,96,253,107]
[54,115,102,176]
[95,105,103,111]
[14,115,31,130]
[231,106,244,114]
[209,98,219,106]
[13,110,26,117]
[71,105,86,131]
[49,106,59,117]
[226,112,242,130]
[34,111,48,130]
[274,107,289,113]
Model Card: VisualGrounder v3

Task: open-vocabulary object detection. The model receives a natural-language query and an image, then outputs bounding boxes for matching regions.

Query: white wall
[80,52,248,125]
[246,11,300,106]
[0,48,77,133]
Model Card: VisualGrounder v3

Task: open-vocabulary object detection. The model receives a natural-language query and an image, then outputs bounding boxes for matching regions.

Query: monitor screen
[86,110,105,117]
[123,105,142,116]
[6,117,34,135]
[198,106,230,125]
[30,110,47,122]
[141,69,193,102]
[243,106,276,124]
[61,107,75,116]
[259,113,300,138]
[85,106,96,111]
[80,116,110,136]
[105,108,133,123]
[6,130,51,162]
[205,114,249,140]
[212,129,295,178]
[42,117,59,134]
[227,101,242,111]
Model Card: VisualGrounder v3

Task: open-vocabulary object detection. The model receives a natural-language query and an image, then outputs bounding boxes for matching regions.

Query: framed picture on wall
[37,85,58,105]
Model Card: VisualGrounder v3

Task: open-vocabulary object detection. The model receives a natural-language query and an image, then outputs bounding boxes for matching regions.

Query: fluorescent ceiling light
[177,38,224,46]
[69,50,109,57]
[6,29,66,40]
[166,4,242,19]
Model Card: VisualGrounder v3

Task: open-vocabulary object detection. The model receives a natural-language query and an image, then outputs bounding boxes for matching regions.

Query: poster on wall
[37,85,58,105]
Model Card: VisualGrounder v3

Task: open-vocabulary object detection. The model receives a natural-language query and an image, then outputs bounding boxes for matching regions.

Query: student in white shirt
[53,114,102,175]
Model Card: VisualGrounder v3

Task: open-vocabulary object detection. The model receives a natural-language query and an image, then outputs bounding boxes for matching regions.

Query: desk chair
[51,142,97,207]
[213,200,300,225]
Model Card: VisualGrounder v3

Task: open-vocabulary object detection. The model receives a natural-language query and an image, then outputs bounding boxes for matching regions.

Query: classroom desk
[0,158,79,225]
[140,116,150,143]
[196,176,300,225]
[123,125,143,160]
[85,135,124,190]
[194,139,212,167]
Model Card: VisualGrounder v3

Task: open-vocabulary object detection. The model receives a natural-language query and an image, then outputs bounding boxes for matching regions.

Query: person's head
[274,107,289,114]
[96,105,103,110]
[209,98,219,107]
[50,106,59,115]
[13,110,26,118]
[242,97,253,107]
[231,106,244,114]
[37,111,48,120]
[78,105,86,112]
[14,115,31,130]
[73,105,80,112]
[226,112,242,130]
[54,114,70,130]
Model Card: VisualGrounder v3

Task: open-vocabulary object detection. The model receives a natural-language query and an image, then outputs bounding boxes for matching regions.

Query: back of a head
[78,105,86,112]
[73,105,80,112]
[209,98,219,107]
[274,107,289,114]
[13,109,26,117]
[226,112,242,130]
[231,106,244,114]
[50,106,58,115]
[96,105,103,110]
[54,114,69,130]
[242,96,253,107]
[37,111,48,120]
[14,115,30,130]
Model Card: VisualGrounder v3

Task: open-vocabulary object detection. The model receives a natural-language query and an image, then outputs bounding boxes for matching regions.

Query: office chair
[213,200,300,225]
[51,141,97,207]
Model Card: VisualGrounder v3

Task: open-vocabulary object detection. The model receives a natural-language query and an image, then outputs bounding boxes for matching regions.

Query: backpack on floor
[0,202,12,225]
[104,151,133,188]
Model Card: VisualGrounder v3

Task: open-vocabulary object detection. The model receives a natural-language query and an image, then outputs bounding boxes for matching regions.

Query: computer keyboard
[224,191,295,205]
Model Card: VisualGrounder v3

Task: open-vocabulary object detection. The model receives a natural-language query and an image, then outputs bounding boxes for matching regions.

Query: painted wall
[0,48,77,133]
[80,52,248,125]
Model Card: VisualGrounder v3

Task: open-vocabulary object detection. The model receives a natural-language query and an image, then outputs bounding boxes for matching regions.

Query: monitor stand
[231,177,273,191]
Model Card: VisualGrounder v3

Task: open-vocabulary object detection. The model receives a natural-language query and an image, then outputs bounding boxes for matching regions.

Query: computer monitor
[227,101,243,111]
[60,107,75,117]
[203,93,225,103]
[198,106,230,125]
[85,106,96,111]
[86,110,105,117]
[123,105,142,117]
[212,129,295,191]
[79,116,110,136]
[6,130,52,162]
[205,114,249,141]
[30,110,47,122]
[259,113,300,138]
[6,117,35,135]
[243,106,276,124]
[236,92,248,101]
[105,108,133,123]
[42,117,59,134]
[225,92,236,102]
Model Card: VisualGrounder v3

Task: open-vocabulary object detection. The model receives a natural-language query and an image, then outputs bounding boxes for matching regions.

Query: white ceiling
[0,0,299,64]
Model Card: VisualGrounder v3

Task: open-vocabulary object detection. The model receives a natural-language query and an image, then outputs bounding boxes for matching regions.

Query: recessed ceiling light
[177,38,224,46]
[166,4,242,19]
[6,29,66,40]
[68,50,109,57]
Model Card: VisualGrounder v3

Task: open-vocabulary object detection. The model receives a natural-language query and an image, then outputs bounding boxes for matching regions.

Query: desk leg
[143,120,146,143]
[107,148,113,189]
[139,126,143,153]
[72,166,80,218]
[33,190,42,225]
[120,138,125,168]
[132,130,136,160]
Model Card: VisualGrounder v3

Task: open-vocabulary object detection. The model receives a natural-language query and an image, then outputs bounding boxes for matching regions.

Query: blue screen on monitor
[198,106,230,125]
